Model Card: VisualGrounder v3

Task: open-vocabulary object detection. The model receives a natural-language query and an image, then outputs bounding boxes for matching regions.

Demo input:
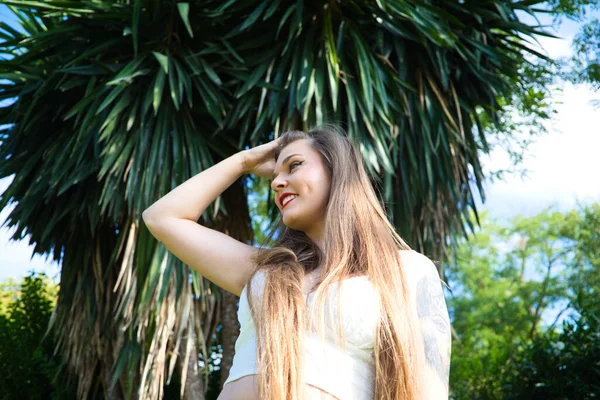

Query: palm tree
[0,0,553,398]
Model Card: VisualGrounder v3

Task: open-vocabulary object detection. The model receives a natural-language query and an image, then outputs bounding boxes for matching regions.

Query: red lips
[278,192,297,208]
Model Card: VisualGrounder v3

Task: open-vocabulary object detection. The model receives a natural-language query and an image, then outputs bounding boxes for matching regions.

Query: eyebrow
[272,153,302,179]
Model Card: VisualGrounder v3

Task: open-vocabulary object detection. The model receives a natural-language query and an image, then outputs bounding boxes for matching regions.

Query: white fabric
[222,269,381,400]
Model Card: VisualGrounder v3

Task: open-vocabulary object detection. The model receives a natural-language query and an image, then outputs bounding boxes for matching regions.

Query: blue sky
[477,11,600,218]
[1,6,599,284]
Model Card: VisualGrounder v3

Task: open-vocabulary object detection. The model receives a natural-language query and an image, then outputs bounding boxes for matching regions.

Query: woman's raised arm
[142,140,280,296]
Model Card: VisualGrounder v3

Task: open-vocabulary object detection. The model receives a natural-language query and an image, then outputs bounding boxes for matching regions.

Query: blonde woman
[142,127,451,399]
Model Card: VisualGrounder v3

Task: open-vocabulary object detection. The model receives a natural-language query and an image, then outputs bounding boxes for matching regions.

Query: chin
[282,212,323,234]
[281,212,308,231]
[281,215,301,230]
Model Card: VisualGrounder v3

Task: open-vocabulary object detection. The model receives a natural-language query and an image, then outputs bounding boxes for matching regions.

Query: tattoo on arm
[416,263,452,393]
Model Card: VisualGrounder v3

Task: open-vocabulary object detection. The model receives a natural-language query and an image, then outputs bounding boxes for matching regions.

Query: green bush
[504,300,600,399]
[0,272,77,400]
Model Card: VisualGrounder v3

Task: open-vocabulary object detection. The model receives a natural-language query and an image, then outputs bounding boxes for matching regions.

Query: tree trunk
[181,342,205,400]
[220,290,241,387]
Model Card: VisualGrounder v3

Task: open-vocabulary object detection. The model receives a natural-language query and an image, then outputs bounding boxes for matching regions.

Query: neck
[304,222,324,253]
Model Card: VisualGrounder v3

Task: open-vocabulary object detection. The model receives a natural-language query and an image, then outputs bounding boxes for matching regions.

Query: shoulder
[398,250,445,306]
[398,249,440,283]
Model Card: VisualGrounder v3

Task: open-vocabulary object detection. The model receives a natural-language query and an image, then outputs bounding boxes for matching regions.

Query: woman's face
[271,139,331,234]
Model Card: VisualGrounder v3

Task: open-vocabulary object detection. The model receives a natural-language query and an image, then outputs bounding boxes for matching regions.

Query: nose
[271,174,287,192]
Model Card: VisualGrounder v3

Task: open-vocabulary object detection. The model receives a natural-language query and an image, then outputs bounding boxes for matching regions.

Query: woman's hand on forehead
[241,138,282,178]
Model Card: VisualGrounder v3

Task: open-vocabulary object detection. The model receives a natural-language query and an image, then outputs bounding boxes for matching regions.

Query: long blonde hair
[245,126,425,399]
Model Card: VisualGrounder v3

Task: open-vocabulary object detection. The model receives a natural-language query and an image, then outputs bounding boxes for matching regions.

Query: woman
[142,127,451,399]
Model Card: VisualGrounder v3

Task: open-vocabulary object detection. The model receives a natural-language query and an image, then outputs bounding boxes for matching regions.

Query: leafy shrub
[0,272,77,400]
[503,299,600,399]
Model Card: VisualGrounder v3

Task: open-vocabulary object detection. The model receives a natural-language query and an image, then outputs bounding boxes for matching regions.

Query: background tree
[0,0,558,398]
[0,277,20,313]
[546,0,600,108]
[447,203,600,399]
[503,296,600,399]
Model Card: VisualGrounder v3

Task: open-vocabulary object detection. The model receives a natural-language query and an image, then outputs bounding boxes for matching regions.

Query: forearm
[142,152,246,223]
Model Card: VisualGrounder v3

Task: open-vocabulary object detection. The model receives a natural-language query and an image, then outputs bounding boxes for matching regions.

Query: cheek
[306,177,330,205]
[292,166,330,205]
